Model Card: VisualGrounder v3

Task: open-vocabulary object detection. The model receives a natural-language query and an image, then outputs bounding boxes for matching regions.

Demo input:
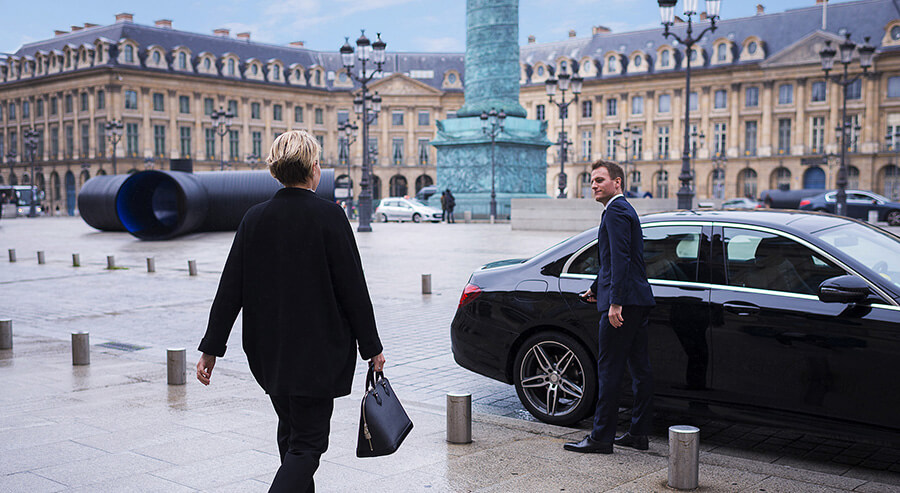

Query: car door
[708,224,900,428]
[846,192,876,220]
[559,223,713,401]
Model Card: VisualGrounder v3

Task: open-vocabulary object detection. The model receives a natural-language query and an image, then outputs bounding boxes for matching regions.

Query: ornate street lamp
[712,152,727,200]
[104,119,123,175]
[23,128,40,217]
[480,108,506,222]
[613,127,642,194]
[210,106,235,171]
[341,30,387,232]
[819,34,875,216]
[658,0,721,209]
[546,71,583,198]
[338,121,359,214]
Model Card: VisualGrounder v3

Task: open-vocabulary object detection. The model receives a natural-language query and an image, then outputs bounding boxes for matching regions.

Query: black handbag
[356,365,413,458]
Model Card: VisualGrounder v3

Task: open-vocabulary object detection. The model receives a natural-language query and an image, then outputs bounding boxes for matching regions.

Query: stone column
[672,89,683,159]
[793,79,807,155]
[168,90,178,159]
[141,88,152,158]
[729,83,741,157]
[759,81,774,157]
[407,107,415,167]
[862,74,879,154]
[826,80,840,155]
[594,95,603,162]
[87,88,96,159]
[194,92,203,160]
[699,86,710,159]
[72,90,81,160]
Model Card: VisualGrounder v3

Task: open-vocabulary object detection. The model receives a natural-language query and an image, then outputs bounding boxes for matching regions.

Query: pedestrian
[446,188,456,223]
[564,159,655,455]
[440,190,448,222]
[196,130,385,492]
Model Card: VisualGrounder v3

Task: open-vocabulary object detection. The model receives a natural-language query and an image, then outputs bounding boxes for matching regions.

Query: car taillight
[799,200,811,208]
[458,283,482,308]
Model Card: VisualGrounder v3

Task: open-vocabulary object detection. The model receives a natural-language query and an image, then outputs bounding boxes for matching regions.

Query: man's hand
[580,288,596,303]
[370,353,386,372]
[608,304,624,328]
[197,353,216,385]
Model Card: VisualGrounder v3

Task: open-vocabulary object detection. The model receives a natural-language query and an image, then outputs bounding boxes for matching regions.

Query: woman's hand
[369,353,386,372]
[197,353,217,385]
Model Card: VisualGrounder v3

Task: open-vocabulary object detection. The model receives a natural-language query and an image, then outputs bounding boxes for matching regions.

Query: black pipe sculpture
[79,169,335,240]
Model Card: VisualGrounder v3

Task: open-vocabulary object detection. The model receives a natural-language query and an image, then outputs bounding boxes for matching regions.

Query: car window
[723,228,846,294]
[643,226,702,282]
[848,193,872,203]
[814,222,900,290]
[567,244,599,276]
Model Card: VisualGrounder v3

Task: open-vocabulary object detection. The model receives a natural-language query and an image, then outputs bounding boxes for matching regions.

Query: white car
[375,197,443,223]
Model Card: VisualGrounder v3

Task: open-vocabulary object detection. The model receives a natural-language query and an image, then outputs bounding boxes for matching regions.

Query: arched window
[717,44,727,61]
[847,165,860,190]
[608,56,617,72]
[152,51,161,64]
[315,71,322,85]
[251,64,258,75]
[634,55,643,67]
[880,164,900,200]
[178,52,187,69]
[802,166,826,189]
[771,167,791,190]
[389,175,408,197]
[123,45,134,63]
[372,175,382,200]
[738,168,758,199]
[415,174,433,193]
[227,59,235,75]
[273,66,281,80]
[204,58,211,70]
[661,50,670,67]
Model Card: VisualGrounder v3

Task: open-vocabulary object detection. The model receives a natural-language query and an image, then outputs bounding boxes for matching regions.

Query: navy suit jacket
[590,197,656,311]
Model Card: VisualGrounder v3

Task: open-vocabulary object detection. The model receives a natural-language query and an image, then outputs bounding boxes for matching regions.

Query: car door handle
[722,302,760,316]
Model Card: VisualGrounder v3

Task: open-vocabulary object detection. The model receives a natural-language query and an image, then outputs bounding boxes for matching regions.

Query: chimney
[673,15,685,23]
[84,23,99,28]
[155,19,173,29]
[289,41,305,47]
[237,32,251,41]
[71,25,83,32]
[756,4,765,15]
[213,28,230,37]
[115,13,134,23]
[699,12,707,20]
[592,25,611,35]
[816,0,826,3]
[527,35,536,44]
[568,29,577,38]
[54,30,68,37]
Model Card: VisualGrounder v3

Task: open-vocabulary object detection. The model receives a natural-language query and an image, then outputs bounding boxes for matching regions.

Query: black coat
[590,197,656,310]
[198,187,383,397]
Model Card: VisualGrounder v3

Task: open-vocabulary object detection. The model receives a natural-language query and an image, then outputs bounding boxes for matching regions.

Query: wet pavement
[1,215,899,492]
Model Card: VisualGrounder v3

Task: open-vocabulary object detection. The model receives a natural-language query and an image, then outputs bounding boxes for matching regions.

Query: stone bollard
[188,260,198,276]
[422,274,432,295]
[668,425,700,490]
[107,255,116,270]
[72,332,90,366]
[868,210,879,224]
[446,392,472,444]
[147,257,156,273]
[0,319,12,350]
[37,251,46,264]
[72,253,81,267]
[167,348,187,385]
[8,249,16,262]
[463,210,472,223]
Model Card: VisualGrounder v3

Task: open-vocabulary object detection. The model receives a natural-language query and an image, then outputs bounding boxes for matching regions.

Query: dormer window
[717,44,727,61]
[634,55,643,67]
[537,65,545,77]
[152,51,161,64]
[227,59,235,76]
[124,45,134,63]
[315,71,321,85]
[661,50,670,66]
[339,72,347,82]
[251,64,258,75]
[608,56,616,69]
[273,67,280,80]
[204,58,211,70]
[178,52,186,69]
[748,41,757,55]
[560,60,568,73]
[448,73,457,84]
[690,50,698,62]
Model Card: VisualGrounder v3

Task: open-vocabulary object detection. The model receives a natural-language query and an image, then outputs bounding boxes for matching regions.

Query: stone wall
[510,198,722,231]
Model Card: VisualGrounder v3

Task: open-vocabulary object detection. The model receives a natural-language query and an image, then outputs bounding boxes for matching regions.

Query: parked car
[451,210,900,442]
[415,185,438,202]
[720,197,762,209]
[375,197,443,223]
[799,190,900,226]
[759,188,823,209]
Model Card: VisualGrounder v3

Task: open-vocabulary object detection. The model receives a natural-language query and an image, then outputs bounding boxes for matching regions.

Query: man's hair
[266,130,320,185]
[591,159,624,185]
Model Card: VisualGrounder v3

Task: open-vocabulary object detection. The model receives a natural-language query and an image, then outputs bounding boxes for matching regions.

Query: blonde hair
[266,130,320,185]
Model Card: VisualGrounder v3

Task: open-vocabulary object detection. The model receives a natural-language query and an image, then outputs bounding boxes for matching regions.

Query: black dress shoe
[614,432,649,450]
[563,435,613,454]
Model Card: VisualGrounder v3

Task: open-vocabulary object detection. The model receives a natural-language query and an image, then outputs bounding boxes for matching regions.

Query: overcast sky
[2,0,856,55]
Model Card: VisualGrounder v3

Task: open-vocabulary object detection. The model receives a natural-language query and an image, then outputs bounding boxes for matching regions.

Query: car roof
[640,209,857,235]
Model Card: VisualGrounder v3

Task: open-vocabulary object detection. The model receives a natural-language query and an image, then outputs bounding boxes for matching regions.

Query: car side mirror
[818,275,870,304]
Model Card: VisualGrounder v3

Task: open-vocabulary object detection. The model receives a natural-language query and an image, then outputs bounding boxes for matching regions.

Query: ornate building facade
[2,0,900,215]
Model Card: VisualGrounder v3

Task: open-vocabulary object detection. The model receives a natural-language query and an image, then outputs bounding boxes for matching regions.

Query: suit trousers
[268,395,334,493]
[591,305,654,444]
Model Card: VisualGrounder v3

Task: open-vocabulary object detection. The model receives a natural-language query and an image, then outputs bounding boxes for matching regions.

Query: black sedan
[798,189,900,226]
[451,210,900,442]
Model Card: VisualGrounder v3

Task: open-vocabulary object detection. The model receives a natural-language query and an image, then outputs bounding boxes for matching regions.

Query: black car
[798,189,900,226]
[451,210,900,441]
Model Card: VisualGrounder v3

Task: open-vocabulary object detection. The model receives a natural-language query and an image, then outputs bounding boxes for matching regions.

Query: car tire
[412,213,421,223]
[380,213,388,222]
[513,331,597,427]
[888,210,900,226]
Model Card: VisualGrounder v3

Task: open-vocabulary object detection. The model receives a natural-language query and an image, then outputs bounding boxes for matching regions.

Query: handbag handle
[366,362,385,391]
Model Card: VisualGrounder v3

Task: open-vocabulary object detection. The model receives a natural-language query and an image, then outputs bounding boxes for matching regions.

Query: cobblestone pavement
[2,216,900,491]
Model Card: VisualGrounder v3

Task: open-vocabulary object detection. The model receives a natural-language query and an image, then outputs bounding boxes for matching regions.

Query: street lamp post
[341,31,387,232]
[712,152,727,200]
[210,107,235,171]
[612,127,641,193]
[819,33,875,217]
[658,0,721,209]
[338,121,359,215]
[545,72,583,198]
[104,120,123,175]
[23,128,40,217]
[480,109,506,222]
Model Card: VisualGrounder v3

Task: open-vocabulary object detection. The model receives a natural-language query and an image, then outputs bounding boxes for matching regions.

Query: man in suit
[564,159,656,454]
[196,130,385,492]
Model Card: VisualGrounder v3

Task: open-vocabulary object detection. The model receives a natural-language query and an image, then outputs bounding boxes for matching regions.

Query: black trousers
[590,305,654,444]
[268,395,334,493]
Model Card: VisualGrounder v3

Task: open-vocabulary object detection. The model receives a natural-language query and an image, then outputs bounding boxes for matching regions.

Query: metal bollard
[668,425,700,490]
[72,253,81,267]
[868,210,879,224]
[463,210,472,224]
[71,332,90,366]
[8,249,16,262]
[167,348,187,385]
[147,257,156,273]
[447,392,472,444]
[188,260,198,276]
[107,255,116,269]
[422,274,432,295]
[37,251,45,264]
[0,319,12,350]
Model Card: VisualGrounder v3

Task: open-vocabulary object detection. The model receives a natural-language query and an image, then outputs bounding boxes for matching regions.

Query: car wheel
[888,210,900,226]
[513,332,597,426]
[412,213,421,223]
[380,213,389,222]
